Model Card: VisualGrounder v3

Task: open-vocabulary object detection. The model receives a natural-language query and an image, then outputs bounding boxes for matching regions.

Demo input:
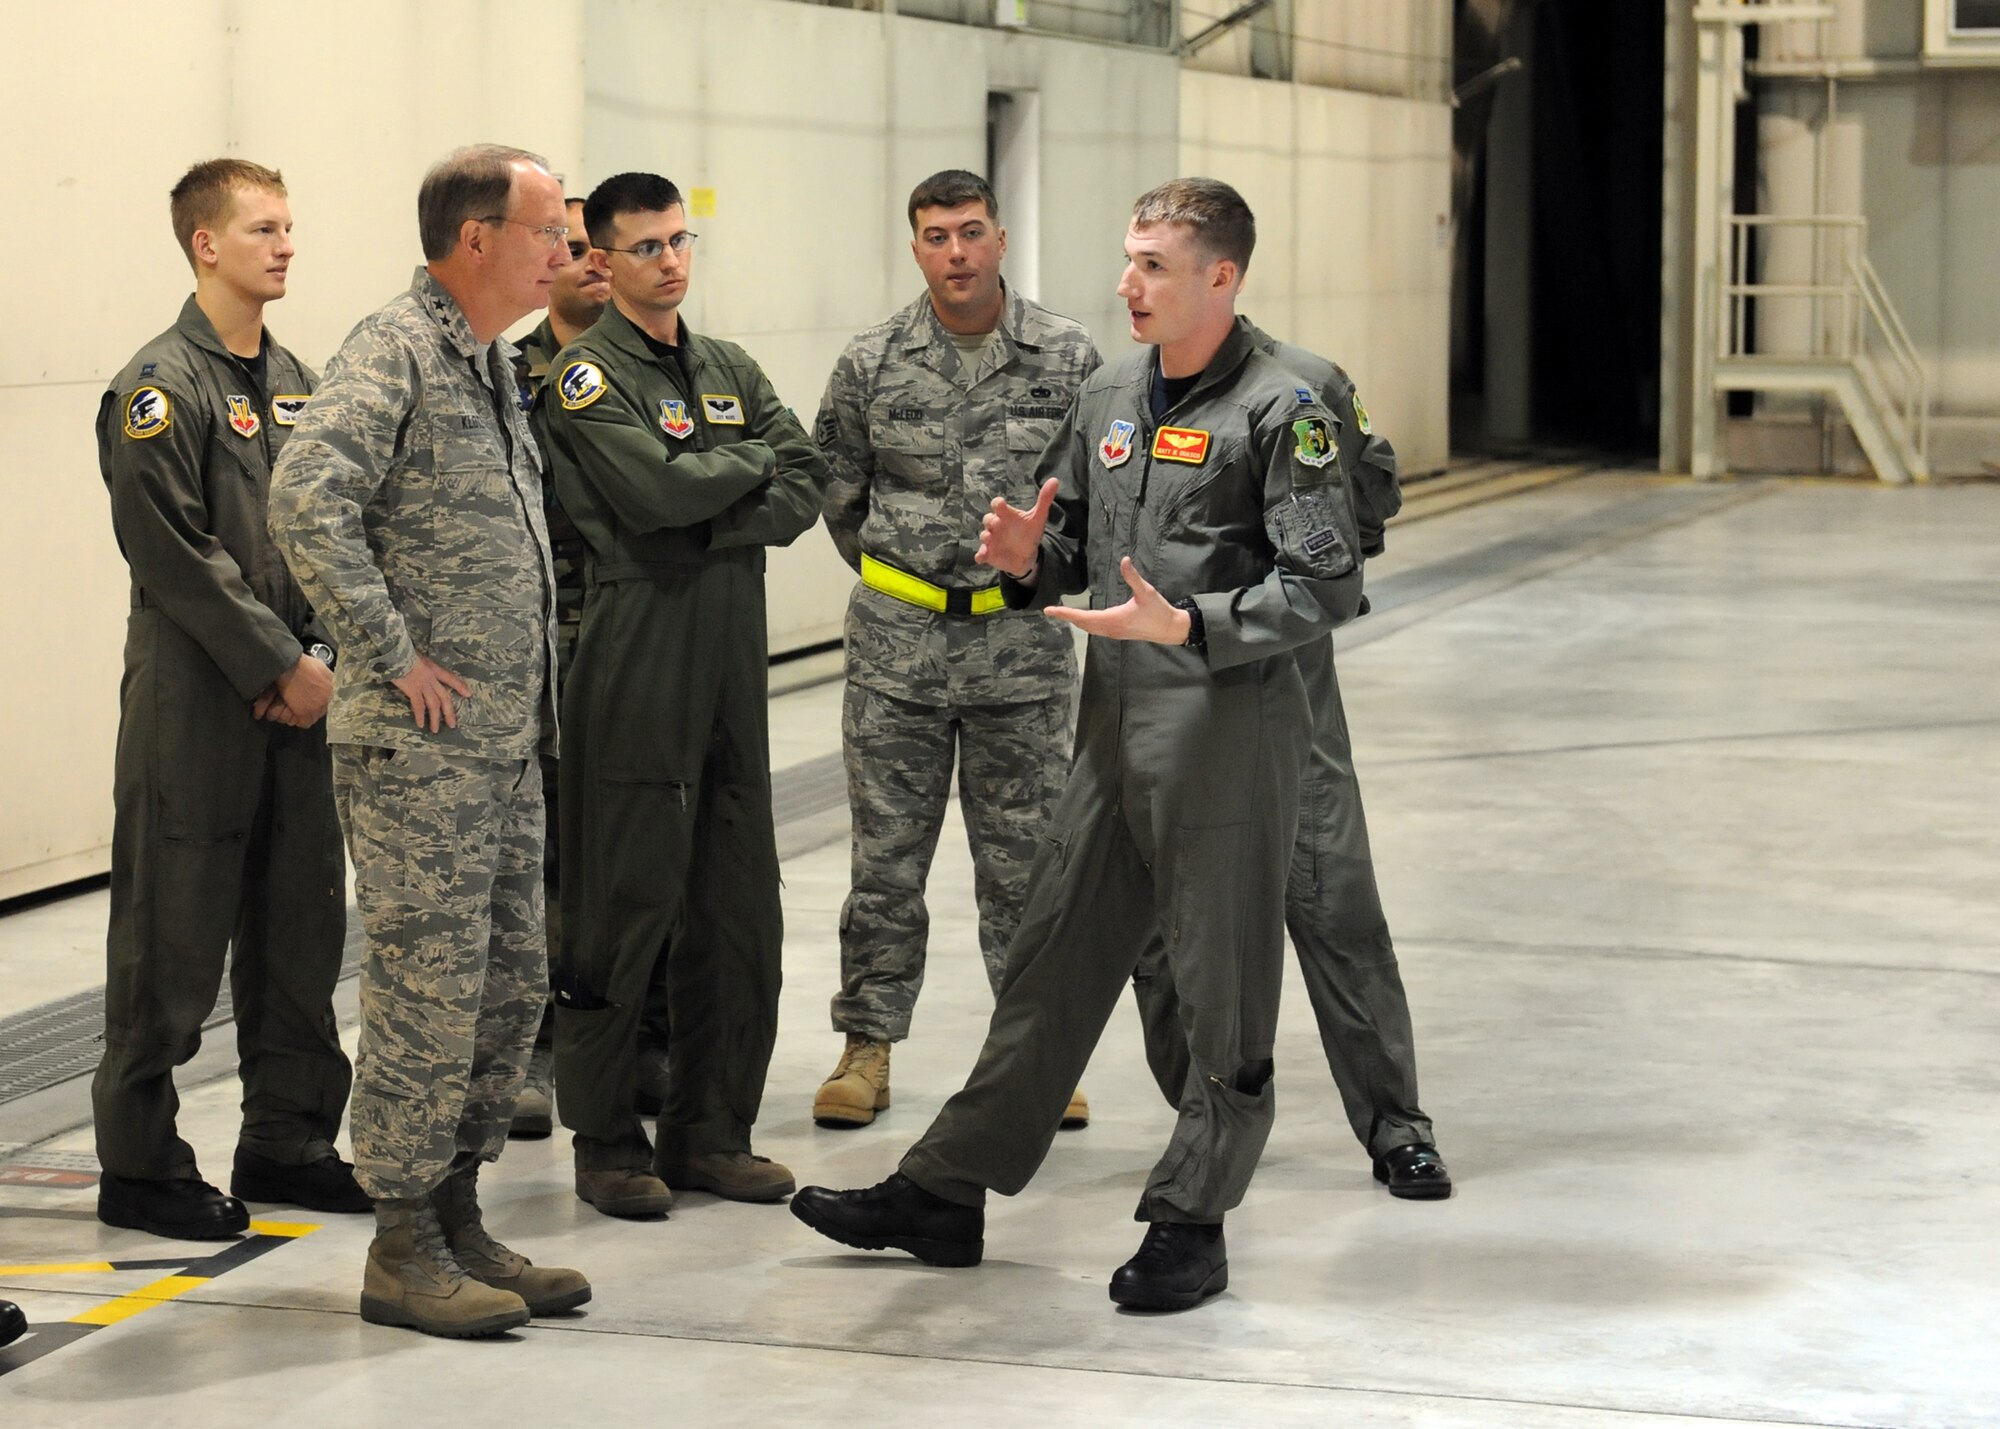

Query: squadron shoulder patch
[1151,426,1210,465]
[1099,419,1135,469]
[1351,394,1371,435]
[658,398,694,439]
[1293,415,1337,469]
[701,393,745,425]
[558,360,608,411]
[271,395,309,426]
[225,395,261,439]
[123,387,171,440]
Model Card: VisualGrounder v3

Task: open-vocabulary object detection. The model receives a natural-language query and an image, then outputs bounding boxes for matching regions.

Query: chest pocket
[432,407,511,497]
[870,402,947,494]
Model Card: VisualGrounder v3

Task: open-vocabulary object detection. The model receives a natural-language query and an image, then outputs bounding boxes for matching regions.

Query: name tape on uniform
[701,393,745,425]
[1151,426,1210,465]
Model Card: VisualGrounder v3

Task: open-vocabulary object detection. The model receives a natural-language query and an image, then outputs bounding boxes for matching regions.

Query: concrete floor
[2,472,1996,1428]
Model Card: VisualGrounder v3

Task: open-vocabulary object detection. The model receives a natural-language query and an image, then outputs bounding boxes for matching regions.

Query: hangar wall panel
[1180,70,1452,478]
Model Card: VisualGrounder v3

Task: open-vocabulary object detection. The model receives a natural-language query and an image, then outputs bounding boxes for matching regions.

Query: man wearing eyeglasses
[533,171,831,1220]
[504,196,610,1141]
[270,143,589,1339]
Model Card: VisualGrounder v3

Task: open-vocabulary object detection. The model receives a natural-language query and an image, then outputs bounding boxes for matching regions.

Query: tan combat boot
[360,1196,529,1338]
[1063,1087,1091,1129]
[508,1045,554,1139]
[813,1035,891,1127]
[433,1168,591,1315]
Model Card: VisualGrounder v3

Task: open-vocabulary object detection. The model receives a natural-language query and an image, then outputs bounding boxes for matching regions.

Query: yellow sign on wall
[689,187,717,218]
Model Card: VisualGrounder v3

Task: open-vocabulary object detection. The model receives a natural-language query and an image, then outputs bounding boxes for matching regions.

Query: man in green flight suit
[793,179,1367,1312]
[534,171,833,1219]
[95,158,364,1241]
[505,194,608,1140]
[1130,319,1451,1199]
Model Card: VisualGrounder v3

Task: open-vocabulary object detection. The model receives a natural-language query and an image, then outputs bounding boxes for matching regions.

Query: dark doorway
[1451,0,1665,457]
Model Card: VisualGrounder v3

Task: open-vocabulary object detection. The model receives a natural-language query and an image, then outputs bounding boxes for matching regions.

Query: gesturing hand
[1045,557,1193,646]
[974,478,1060,582]
[392,653,472,732]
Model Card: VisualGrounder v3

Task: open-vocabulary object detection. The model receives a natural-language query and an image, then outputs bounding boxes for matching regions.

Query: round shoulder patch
[557,360,607,411]
[123,387,172,440]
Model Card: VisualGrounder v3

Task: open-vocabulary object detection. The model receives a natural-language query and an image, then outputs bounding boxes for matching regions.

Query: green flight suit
[94,296,350,1182]
[899,323,1366,1225]
[533,303,831,1173]
[1131,318,1436,1159]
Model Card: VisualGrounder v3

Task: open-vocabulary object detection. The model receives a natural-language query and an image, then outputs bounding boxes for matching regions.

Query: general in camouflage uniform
[810,170,1100,1129]
[1131,317,1450,1200]
[270,145,586,1340]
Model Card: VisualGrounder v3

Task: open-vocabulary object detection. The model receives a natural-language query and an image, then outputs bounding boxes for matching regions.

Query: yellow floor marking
[0,1261,117,1275]
[247,1220,321,1238]
[69,1274,210,1326]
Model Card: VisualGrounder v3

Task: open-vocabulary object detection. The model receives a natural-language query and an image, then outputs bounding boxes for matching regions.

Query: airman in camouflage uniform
[811,171,1100,1129]
[1130,318,1451,1200]
[269,145,586,1339]
[505,196,609,1141]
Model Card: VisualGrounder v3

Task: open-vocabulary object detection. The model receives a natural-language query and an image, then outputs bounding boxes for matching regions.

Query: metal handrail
[1720,212,1930,472]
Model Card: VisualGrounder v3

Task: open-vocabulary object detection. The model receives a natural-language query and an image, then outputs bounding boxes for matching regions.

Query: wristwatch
[306,641,337,670]
[1173,596,1206,654]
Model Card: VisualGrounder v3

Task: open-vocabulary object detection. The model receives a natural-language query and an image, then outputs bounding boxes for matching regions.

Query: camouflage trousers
[333,744,547,1201]
[832,681,1074,1042]
[1131,636,1434,1158]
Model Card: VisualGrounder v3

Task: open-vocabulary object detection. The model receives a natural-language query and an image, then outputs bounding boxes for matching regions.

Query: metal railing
[1723,213,1930,468]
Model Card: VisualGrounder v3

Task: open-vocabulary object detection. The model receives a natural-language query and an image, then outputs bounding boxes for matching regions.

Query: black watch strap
[1174,596,1206,653]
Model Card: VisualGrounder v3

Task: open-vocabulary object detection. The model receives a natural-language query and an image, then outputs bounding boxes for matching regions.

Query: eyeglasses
[599,232,699,262]
[479,215,572,250]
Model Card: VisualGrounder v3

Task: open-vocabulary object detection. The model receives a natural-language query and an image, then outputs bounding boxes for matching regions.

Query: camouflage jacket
[269,267,557,759]
[814,285,1100,706]
[510,316,588,681]
[99,295,322,699]
[1240,317,1402,558]
[532,302,830,578]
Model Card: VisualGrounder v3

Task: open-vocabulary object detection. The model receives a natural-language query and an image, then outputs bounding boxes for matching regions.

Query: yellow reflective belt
[860,553,1006,617]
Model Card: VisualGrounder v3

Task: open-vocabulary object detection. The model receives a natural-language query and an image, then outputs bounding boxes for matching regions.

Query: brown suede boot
[433,1168,591,1315]
[813,1035,891,1127]
[360,1197,529,1339]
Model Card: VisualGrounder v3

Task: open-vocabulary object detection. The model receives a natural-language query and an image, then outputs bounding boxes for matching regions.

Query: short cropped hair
[906,169,998,231]
[1131,177,1256,270]
[418,144,551,261]
[170,159,286,269]
[582,172,685,247]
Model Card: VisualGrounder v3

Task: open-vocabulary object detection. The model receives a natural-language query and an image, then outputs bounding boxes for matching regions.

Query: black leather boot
[1109,1221,1228,1311]
[791,1172,983,1267]
[97,1174,248,1240]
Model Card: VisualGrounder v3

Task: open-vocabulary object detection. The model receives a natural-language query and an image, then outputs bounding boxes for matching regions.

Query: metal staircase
[1717,213,1930,483]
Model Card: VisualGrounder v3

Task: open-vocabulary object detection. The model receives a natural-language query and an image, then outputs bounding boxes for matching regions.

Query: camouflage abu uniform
[815,285,1100,1039]
[1132,317,1436,1160]
[94,296,350,1183]
[269,267,558,1202]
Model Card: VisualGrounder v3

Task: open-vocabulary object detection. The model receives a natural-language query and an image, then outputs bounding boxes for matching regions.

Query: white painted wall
[1180,71,1453,477]
[1,0,586,901]
[1665,0,2000,475]
[2,0,1445,899]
